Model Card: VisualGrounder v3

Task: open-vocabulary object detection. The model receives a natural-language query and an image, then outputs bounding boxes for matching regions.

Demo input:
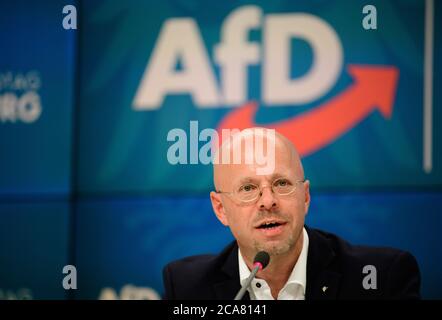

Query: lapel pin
[322,286,328,293]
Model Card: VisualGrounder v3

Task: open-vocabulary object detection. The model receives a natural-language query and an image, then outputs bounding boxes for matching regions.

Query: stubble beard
[252,231,297,257]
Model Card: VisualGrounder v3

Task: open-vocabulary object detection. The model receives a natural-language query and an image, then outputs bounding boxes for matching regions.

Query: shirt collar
[238,227,309,296]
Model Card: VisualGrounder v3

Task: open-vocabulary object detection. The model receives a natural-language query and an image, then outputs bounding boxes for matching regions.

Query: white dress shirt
[238,227,309,300]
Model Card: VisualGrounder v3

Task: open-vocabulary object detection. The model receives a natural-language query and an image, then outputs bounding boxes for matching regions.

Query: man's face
[211,137,310,258]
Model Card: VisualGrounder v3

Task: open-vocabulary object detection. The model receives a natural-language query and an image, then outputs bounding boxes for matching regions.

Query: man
[163,128,421,300]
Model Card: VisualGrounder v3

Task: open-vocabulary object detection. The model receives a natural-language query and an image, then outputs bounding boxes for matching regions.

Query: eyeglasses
[216,178,306,203]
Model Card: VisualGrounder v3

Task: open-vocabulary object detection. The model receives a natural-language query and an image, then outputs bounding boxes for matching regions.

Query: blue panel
[307,192,442,299]
[0,0,76,195]
[0,201,70,299]
[74,197,232,299]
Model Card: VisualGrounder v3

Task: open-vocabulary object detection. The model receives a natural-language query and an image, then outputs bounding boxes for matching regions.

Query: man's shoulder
[310,227,417,266]
[307,227,420,299]
[162,241,238,299]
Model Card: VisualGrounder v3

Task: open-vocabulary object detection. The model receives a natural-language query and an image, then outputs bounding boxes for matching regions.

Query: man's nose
[257,186,278,210]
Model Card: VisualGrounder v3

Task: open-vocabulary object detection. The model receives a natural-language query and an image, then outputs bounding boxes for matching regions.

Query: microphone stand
[234,263,262,300]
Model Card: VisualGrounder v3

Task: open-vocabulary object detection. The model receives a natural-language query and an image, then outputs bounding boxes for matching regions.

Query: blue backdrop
[1,0,441,299]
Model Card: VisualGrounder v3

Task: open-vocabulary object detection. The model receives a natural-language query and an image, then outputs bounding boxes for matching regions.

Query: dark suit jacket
[162,227,421,299]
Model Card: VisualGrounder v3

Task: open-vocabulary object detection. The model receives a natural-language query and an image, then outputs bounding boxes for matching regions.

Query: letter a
[62,5,77,30]
[362,265,377,290]
[62,265,77,290]
[362,5,377,30]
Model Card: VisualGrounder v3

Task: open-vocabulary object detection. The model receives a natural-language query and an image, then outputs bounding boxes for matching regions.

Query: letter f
[215,6,262,105]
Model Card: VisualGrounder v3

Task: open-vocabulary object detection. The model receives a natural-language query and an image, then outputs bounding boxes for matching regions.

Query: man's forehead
[219,160,297,181]
[213,128,304,188]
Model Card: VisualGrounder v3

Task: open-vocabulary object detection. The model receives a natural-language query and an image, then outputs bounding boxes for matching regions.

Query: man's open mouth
[256,221,286,229]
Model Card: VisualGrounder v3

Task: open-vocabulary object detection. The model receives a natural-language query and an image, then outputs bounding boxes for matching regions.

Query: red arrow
[216,65,399,156]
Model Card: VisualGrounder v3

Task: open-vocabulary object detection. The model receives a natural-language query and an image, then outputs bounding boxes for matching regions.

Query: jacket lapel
[213,241,250,300]
[305,227,341,300]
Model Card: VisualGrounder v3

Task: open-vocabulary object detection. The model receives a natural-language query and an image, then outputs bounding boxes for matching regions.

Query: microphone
[234,251,270,300]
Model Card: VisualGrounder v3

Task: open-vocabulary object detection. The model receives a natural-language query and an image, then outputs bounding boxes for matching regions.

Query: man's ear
[210,191,229,226]
[303,180,311,216]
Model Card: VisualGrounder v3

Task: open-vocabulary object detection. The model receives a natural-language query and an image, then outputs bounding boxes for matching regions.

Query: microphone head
[253,251,270,270]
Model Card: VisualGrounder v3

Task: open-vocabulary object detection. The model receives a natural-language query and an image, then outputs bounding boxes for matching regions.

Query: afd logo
[133,5,398,157]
